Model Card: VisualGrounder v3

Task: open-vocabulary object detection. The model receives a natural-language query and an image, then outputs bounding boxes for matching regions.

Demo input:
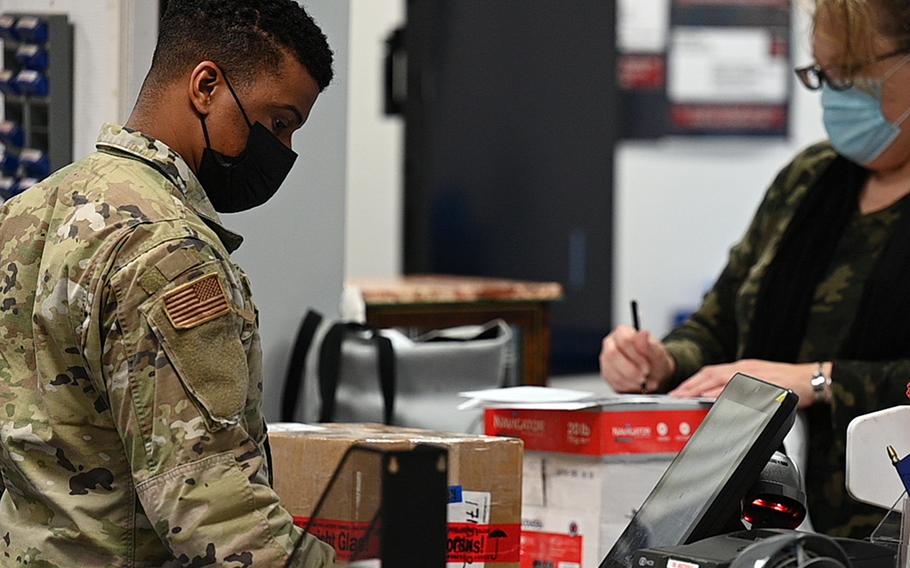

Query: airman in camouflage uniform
[0,0,337,564]
[0,123,334,566]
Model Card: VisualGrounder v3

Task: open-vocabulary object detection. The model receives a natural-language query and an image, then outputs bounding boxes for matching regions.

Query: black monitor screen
[600,373,797,568]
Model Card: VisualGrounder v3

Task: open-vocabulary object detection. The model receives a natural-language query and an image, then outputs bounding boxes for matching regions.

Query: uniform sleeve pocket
[143,273,249,429]
[136,452,276,559]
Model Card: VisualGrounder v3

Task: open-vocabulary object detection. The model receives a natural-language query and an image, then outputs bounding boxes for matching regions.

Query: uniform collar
[95,123,244,253]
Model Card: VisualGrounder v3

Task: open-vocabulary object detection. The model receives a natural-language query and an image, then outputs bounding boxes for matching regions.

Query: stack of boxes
[484,396,711,568]
[266,397,711,566]
[0,13,71,202]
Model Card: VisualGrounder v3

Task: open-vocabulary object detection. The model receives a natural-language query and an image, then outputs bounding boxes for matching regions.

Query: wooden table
[348,276,564,386]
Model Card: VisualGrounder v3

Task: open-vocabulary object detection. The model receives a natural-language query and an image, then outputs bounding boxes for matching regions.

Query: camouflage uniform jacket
[664,141,910,538]
[0,124,334,567]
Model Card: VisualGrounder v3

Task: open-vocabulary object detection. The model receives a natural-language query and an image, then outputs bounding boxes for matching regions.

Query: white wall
[117,0,158,120]
[228,0,350,421]
[345,0,405,278]
[612,4,827,338]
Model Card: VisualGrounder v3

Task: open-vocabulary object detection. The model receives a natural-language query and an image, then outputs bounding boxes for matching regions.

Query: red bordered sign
[294,517,521,563]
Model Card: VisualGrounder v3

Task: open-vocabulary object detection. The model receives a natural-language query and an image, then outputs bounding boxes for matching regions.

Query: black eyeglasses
[794,48,910,91]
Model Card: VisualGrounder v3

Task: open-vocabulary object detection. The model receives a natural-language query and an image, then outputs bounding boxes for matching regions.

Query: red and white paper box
[485,396,711,457]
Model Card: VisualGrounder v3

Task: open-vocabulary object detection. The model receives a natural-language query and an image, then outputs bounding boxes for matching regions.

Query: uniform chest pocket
[142,273,249,429]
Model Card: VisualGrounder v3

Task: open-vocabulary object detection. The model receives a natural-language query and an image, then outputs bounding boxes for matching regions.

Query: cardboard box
[269,423,523,567]
[521,453,671,568]
[484,397,708,568]
[485,397,710,457]
[521,505,597,568]
[542,455,668,516]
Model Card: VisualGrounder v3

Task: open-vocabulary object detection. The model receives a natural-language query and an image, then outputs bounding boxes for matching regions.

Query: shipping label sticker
[447,523,522,564]
[448,490,491,525]
[447,491,521,565]
[448,491,492,568]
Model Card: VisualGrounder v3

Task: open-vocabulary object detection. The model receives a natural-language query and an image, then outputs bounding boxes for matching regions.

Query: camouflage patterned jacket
[0,124,334,567]
[664,142,910,538]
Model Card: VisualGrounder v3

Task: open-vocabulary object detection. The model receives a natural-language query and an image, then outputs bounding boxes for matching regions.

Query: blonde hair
[814,0,910,70]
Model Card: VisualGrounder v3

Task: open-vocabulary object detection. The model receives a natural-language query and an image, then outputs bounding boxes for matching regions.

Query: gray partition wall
[227,0,349,420]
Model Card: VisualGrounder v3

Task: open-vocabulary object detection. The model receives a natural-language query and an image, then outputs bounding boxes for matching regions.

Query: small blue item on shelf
[0,150,20,177]
[1,177,39,201]
[14,16,49,45]
[0,177,19,201]
[16,177,39,193]
[19,149,49,179]
[0,121,25,148]
[13,70,49,98]
[0,15,18,42]
[16,44,49,72]
[0,70,21,96]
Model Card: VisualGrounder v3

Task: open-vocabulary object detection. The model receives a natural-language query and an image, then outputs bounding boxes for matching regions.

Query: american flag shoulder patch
[163,273,232,330]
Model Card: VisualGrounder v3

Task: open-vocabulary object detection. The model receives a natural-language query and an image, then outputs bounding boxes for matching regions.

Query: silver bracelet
[810,361,832,404]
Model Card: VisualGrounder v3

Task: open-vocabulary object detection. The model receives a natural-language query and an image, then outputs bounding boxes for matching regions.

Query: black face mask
[197,73,298,213]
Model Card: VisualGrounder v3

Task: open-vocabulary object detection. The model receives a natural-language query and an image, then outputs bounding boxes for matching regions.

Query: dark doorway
[404,0,618,374]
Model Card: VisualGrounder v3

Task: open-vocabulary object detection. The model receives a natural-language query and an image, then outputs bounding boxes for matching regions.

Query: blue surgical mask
[822,54,910,165]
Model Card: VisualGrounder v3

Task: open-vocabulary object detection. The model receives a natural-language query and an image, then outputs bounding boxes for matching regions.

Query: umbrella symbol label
[446,523,521,563]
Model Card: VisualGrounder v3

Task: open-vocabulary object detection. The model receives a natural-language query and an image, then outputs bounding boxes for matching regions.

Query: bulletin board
[617,0,792,138]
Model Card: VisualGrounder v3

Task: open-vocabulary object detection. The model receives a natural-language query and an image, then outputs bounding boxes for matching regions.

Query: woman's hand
[600,325,676,393]
[669,359,827,408]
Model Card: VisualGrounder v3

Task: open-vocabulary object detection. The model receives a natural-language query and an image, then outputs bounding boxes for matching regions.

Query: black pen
[631,300,647,394]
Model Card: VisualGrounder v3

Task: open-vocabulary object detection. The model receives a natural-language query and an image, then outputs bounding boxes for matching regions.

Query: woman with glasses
[600,0,910,538]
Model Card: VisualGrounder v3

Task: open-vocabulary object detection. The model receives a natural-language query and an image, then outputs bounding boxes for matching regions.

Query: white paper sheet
[266,422,326,433]
[459,386,594,404]
[457,386,712,411]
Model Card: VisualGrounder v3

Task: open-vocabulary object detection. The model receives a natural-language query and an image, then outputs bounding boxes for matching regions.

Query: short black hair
[146,0,334,94]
